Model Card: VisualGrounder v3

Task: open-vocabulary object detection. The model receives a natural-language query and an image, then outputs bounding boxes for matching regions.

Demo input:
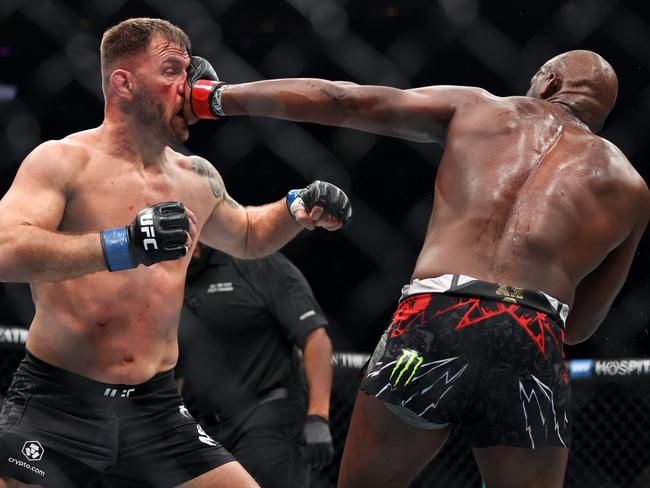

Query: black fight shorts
[361,274,572,449]
[0,352,234,487]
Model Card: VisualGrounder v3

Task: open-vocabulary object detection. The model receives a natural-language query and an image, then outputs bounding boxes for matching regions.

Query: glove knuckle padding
[160,213,189,231]
[162,229,188,249]
[187,56,224,119]
[188,56,219,84]
[313,182,350,224]
[304,181,328,209]
[300,185,316,209]
[102,201,190,271]
[158,201,184,214]
[288,181,352,226]
[132,202,188,265]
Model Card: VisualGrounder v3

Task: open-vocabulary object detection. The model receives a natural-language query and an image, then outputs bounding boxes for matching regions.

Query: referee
[0,283,33,398]
[177,243,334,488]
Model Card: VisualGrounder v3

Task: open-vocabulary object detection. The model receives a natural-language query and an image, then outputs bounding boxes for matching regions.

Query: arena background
[1,0,649,487]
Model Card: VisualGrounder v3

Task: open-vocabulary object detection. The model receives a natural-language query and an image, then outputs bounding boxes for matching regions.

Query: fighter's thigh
[338,390,450,488]
[177,461,259,488]
[473,446,569,488]
[0,415,99,486]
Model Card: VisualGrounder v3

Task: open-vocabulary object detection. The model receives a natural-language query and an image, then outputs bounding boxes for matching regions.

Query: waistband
[401,275,570,327]
[20,350,176,398]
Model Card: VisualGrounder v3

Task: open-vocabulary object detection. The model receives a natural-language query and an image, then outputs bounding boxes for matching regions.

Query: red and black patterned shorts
[361,275,571,449]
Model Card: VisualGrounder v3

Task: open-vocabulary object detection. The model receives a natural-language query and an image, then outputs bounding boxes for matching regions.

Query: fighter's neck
[98,115,169,167]
[546,95,592,131]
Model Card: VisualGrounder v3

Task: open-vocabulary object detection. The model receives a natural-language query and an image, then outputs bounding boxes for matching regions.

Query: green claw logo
[390,349,423,387]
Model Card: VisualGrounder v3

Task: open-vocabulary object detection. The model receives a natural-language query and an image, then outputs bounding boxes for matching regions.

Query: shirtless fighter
[186,50,650,487]
[0,18,350,488]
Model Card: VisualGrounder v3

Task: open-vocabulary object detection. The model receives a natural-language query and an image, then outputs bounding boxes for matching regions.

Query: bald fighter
[187,50,650,487]
[0,18,350,488]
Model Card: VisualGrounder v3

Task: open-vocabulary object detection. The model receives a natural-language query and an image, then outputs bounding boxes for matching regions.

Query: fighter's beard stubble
[133,88,188,145]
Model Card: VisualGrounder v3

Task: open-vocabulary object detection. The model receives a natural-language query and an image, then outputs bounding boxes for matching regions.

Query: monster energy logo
[390,349,424,387]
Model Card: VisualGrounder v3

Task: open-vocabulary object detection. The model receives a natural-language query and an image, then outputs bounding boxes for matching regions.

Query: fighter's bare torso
[413,91,643,306]
[26,127,216,384]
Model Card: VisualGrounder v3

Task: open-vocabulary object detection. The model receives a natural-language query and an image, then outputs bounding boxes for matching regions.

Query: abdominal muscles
[27,261,186,384]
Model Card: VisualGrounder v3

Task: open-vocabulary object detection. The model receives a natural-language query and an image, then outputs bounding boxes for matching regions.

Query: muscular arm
[190,156,302,259]
[0,142,106,282]
[222,80,483,144]
[565,181,650,344]
[302,327,333,419]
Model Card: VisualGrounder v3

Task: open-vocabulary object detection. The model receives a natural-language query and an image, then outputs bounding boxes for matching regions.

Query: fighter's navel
[95,321,108,328]
[123,355,135,364]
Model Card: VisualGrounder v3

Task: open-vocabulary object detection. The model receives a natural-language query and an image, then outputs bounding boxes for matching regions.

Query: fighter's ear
[540,72,561,98]
[109,69,135,100]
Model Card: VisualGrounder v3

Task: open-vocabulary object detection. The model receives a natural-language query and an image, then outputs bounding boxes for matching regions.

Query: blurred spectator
[177,243,334,488]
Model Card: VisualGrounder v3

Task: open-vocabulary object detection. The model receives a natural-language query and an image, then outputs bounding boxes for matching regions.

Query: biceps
[344,85,464,142]
[0,178,66,231]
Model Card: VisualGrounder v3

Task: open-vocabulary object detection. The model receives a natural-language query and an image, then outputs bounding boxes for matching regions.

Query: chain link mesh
[1,1,648,358]
[1,0,649,486]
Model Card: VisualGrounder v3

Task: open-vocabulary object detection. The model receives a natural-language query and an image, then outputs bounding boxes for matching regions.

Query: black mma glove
[100,202,190,272]
[301,415,334,468]
[286,181,352,227]
[187,55,227,119]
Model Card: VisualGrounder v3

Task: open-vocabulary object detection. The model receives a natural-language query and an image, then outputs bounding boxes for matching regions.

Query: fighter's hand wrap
[100,202,190,272]
[300,415,334,468]
[286,181,352,226]
[187,56,227,119]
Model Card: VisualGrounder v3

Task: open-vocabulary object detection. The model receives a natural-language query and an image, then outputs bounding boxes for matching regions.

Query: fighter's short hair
[100,17,191,86]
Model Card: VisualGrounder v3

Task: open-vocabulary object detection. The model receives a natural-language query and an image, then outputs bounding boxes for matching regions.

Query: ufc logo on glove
[139,213,159,251]
[100,201,189,272]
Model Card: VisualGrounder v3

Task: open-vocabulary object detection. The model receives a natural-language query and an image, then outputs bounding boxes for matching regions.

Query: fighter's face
[132,36,191,144]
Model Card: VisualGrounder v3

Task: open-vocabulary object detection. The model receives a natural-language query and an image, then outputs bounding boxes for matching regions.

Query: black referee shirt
[178,250,327,416]
[1,283,32,395]
[0,283,33,350]
[0,283,34,328]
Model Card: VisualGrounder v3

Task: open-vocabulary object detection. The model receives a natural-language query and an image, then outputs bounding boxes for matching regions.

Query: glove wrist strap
[211,83,228,117]
[306,414,329,423]
[100,227,134,272]
[191,80,226,119]
[286,189,303,219]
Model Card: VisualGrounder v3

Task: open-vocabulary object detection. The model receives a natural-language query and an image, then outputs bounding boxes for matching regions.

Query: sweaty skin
[23,135,228,384]
[412,95,635,303]
[0,36,341,386]
[207,50,649,488]
[217,54,649,345]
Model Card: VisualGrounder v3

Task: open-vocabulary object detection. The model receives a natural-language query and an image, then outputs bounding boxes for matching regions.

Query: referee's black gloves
[301,415,334,468]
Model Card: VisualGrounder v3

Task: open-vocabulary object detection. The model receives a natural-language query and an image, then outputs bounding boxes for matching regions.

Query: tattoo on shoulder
[224,193,241,209]
[190,156,223,199]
